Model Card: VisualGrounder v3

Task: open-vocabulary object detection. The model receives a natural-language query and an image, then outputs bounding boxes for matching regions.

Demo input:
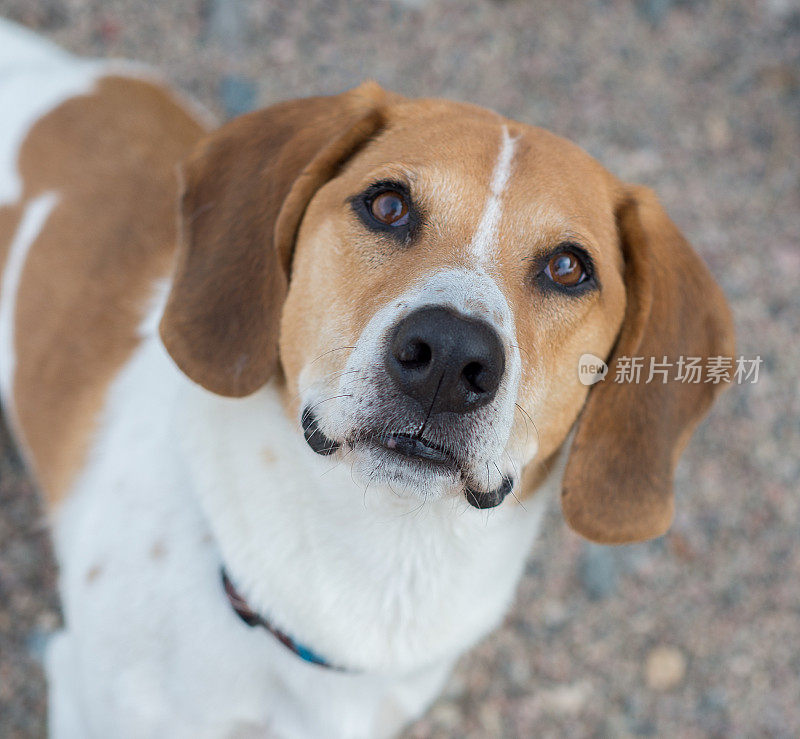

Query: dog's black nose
[386,306,505,415]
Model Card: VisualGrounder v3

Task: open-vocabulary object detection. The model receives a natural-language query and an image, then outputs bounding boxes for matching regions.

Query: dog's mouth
[301,408,513,509]
[373,432,456,467]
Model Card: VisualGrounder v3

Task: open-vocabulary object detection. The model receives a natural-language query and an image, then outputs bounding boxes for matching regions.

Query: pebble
[540,681,592,715]
[578,542,619,600]
[25,627,51,663]
[635,0,674,27]
[206,0,245,47]
[645,646,687,691]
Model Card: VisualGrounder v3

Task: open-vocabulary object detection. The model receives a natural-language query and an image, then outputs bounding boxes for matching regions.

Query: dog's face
[280,107,625,508]
[161,83,734,543]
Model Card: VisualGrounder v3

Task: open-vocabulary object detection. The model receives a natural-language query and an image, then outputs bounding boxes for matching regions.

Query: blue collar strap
[221,570,344,671]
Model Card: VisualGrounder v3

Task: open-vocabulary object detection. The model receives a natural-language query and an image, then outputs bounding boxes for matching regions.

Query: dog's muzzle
[302,306,514,509]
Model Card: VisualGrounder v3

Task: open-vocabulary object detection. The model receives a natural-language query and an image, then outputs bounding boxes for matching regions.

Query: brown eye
[370,191,409,226]
[545,251,587,287]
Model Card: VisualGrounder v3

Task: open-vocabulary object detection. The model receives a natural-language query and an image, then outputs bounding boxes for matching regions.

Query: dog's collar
[221,570,343,671]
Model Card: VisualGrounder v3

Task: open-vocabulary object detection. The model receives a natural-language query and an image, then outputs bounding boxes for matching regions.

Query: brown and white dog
[0,18,734,738]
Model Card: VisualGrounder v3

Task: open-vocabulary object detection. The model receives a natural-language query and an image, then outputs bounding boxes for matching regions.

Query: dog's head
[160,82,734,544]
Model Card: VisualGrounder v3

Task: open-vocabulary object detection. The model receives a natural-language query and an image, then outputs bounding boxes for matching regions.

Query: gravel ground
[0,0,798,736]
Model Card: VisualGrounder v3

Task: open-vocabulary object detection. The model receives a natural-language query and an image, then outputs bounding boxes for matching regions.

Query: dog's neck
[172,362,552,675]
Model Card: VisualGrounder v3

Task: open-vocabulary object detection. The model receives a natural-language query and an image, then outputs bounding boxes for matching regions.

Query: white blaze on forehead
[468,125,518,268]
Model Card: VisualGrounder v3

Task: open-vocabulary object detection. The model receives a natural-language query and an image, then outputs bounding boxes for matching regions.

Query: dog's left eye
[544,250,589,287]
[370,191,409,226]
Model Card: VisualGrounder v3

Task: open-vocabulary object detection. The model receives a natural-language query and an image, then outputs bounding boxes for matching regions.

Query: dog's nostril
[397,339,432,369]
[462,361,488,394]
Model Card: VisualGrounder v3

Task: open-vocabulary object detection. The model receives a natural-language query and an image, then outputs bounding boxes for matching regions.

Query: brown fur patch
[0,76,206,505]
[0,204,22,268]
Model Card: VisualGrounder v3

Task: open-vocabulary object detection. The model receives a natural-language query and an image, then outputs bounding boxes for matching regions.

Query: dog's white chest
[48,330,548,738]
[176,374,549,675]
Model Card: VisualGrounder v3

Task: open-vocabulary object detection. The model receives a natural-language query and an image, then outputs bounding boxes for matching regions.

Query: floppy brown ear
[159,82,388,397]
[561,185,735,544]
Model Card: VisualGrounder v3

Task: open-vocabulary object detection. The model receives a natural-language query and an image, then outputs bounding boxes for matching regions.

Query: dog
[0,17,734,738]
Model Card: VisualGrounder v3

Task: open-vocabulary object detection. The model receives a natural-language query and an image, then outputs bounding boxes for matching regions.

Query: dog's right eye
[370,191,409,226]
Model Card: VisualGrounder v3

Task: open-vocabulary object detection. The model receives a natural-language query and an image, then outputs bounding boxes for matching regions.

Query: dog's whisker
[514,402,540,451]
[502,448,521,482]
[295,368,361,397]
[510,342,533,364]
[362,475,374,509]
[494,459,526,512]
[308,346,356,367]
[298,394,354,428]
[320,445,355,477]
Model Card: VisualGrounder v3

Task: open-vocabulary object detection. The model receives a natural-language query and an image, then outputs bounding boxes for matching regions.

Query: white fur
[47,294,553,737]
[468,125,517,268]
[0,192,57,416]
[0,17,68,68]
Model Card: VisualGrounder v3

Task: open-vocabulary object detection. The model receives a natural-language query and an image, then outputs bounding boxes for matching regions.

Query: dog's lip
[465,476,514,509]
[301,407,340,455]
[371,432,457,468]
[300,407,457,469]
